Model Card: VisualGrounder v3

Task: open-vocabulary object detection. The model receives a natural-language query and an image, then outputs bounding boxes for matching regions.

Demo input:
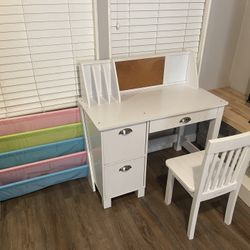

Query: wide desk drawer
[149,109,218,133]
[104,157,145,198]
[102,123,146,165]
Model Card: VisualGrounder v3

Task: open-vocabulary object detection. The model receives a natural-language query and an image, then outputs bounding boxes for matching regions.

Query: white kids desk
[78,52,228,208]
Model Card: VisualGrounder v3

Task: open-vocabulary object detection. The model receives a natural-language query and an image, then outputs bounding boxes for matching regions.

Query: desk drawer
[104,158,145,198]
[102,123,146,165]
[149,109,217,133]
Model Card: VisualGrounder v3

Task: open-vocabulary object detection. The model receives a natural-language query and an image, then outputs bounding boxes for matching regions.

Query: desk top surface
[79,85,228,131]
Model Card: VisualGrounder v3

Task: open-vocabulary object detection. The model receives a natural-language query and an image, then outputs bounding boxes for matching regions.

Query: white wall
[229,0,250,95]
[199,0,246,90]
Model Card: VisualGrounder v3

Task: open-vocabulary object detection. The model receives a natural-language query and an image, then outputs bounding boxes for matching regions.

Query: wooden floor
[0,148,250,250]
[209,87,250,133]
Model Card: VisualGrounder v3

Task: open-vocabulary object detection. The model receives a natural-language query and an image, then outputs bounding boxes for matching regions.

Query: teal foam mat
[0,137,85,169]
[0,165,88,201]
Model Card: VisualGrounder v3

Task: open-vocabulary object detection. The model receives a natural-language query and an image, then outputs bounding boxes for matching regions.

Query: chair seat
[165,151,205,193]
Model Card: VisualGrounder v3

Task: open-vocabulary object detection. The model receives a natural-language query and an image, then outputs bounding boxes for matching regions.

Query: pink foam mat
[0,151,87,185]
[0,107,81,136]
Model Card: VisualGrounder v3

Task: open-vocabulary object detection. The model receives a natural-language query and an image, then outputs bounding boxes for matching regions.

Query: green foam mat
[0,123,83,153]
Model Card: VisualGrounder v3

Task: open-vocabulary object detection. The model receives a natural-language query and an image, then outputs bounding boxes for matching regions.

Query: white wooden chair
[165,132,250,240]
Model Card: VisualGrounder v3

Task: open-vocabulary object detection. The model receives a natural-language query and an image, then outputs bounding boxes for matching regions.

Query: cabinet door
[104,157,145,198]
[102,123,146,165]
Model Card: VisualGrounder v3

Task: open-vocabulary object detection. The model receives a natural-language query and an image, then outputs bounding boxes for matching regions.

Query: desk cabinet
[84,112,148,208]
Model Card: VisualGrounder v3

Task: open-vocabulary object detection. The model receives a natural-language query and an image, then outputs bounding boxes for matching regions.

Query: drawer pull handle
[119,165,132,172]
[119,128,133,135]
[179,117,191,124]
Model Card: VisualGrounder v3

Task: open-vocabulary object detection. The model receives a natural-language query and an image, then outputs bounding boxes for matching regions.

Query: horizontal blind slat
[111,0,206,57]
[0,0,95,118]
[1,77,35,87]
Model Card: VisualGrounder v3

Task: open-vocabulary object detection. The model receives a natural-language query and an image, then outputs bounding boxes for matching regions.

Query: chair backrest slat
[218,150,234,188]
[204,153,218,192]
[200,132,250,195]
[224,148,241,185]
[231,147,248,183]
[211,151,227,190]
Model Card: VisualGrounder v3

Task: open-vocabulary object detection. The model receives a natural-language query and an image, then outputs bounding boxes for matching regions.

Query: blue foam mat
[0,137,85,169]
[0,165,88,201]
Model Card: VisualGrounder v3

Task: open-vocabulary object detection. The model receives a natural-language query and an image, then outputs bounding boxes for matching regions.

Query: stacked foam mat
[0,108,88,201]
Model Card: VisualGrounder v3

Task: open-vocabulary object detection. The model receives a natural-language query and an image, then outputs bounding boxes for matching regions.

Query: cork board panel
[115,57,165,91]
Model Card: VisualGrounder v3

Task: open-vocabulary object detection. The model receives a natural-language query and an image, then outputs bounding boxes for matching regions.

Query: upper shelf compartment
[79,52,199,106]
[79,60,121,107]
[163,52,198,88]
[115,52,198,92]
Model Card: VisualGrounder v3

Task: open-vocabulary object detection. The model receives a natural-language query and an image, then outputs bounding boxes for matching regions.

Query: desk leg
[103,197,111,209]
[137,188,145,198]
[206,107,224,145]
[174,127,185,151]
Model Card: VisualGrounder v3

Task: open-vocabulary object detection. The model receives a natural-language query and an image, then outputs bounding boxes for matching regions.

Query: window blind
[0,0,96,118]
[110,0,206,59]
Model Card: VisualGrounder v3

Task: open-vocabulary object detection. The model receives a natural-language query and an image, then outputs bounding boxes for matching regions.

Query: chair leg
[164,171,174,205]
[187,198,200,240]
[224,190,238,225]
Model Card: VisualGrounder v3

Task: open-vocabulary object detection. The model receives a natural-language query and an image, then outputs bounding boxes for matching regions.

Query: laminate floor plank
[209,87,250,132]
[0,148,249,250]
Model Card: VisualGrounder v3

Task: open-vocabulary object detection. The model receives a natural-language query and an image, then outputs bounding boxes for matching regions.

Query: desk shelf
[79,61,121,107]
